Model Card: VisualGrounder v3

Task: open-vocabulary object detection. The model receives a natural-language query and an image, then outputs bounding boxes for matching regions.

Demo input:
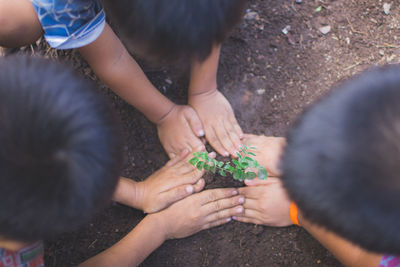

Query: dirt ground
[3,0,399,266]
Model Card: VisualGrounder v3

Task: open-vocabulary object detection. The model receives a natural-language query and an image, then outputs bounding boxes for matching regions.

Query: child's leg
[0,0,42,47]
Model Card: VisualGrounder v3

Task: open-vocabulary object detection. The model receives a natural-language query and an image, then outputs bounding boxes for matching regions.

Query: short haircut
[103,0,247,63]
[282,65,400,254]
[0,55,122,242]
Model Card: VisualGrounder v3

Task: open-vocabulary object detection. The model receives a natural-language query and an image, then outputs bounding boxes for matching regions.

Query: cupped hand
[243,134,286,177]
[234,178,292,227]
[154,187,245,239]
[135,150,208,213]
[157,104,206,159]
[189,90,243,158]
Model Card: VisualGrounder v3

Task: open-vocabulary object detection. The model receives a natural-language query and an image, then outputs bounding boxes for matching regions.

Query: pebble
[319,25,331,35]
[282,25,291,35]
[383,3,391,15]
[256,89,266,95]
[295,0,302,3]
[244,11,259,20]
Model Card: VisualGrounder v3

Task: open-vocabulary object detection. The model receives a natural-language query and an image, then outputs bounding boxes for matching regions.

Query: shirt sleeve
[379,255,400,267]
[30,0,106,49]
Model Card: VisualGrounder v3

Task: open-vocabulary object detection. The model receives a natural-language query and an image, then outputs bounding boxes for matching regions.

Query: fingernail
[182,148,189,154]
[236,206,243,213]
[226,217,232,222]
[232,216,238,220]
[186,185,194,193]
[224,152,229,157]
[238,197,245,204]
[232,190,238,195]
[239,134,244,139]
[198,130,205,137]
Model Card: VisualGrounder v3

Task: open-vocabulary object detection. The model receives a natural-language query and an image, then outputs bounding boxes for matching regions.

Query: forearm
[78,24,174,123]
[189,44,221,95]
[299,214,382,267]
[79,214,166,267]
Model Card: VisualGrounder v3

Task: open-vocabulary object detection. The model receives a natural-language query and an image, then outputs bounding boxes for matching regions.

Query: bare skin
[113,150,215,213]
[234,134,383,267]
[0,0,243,159]
[79,187,245,267]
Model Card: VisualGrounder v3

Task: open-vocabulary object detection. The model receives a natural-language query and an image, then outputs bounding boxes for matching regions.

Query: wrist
[146,213,169,241]
[155,104,177,125]
[189,87,218,98]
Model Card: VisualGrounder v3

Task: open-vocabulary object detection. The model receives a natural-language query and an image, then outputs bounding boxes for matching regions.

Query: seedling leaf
[189,157,199,165]
[246,172,257,180]
[258,168,268,180]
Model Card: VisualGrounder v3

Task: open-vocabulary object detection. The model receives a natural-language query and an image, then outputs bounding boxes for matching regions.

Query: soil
[3,0,399,266]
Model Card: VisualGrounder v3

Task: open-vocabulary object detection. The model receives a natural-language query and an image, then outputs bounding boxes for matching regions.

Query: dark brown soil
[4,0,398,266]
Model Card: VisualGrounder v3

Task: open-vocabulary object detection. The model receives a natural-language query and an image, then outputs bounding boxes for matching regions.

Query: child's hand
[234,178,292,227]
[243,134,286,177]
[135,150,207,213]
[153,187,245,239]
[157,104,206,159]
[189,90,243,157]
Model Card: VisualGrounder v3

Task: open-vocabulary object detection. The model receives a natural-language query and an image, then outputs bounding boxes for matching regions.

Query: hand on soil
[234,178,292,226]
[157,104,206,159]
[189,90,243,157]
[136,150,206,213]
[154,187,245,239]
[243,134,286,177]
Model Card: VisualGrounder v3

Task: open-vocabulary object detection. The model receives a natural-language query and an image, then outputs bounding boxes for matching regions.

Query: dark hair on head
[103,0,247,63]
[0,55,123,242]
[282,65,400,255]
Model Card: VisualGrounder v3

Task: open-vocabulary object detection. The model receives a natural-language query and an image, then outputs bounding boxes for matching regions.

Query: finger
[197,188,239,205]
[232,215,264,225]
[244,177,280,187]
[223,120,242,156]
[238,186,264,199]
[231,117,244,140]
[240,198,261,210]
[213,124,237,157]
[205,126,230,157]
[201,217,232,231]
[186,107,205,138]
[192,178,205,193]
[159,183,199,210]
[205,202,245,222]
[203,195,245,216]
[166,149,190,166]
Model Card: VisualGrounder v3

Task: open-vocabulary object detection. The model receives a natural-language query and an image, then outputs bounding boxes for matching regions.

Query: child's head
[282,65,400,254]
[0,55,122,243]
[103,0,247,63]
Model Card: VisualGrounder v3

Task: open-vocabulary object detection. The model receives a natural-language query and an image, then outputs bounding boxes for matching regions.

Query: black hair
[282,65,400,255]
[103,0,247,63]
[0,55,123,242]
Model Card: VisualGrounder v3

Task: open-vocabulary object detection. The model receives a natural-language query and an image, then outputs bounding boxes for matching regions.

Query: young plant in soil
[189,145,268,182]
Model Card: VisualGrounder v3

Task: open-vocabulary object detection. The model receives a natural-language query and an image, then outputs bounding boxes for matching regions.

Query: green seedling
[189,145,268,182]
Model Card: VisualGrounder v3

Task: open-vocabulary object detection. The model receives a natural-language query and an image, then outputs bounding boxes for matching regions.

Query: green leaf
[204,164,210,171]
[249,146,256,150]
[199,152,208,160]
[248,152,256,157]
[189,157,199,165]
[196,161,204,170]
[258,168,268,180]
[245,157,254,161]
[236,152,242,159]
[241,161,249,168]
[315,5,322,12]
[219,170,226,176]
[233,169,242,180]
[232,159,240,167]
[245,172,257,180]
[240,147,247,154]
[211,165,217,174]
[217,161,224,168]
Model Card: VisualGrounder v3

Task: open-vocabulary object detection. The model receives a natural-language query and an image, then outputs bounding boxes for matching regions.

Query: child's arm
[188,44,243,157]
[78,24,205,158]
[112,150,207,213]
[236,179,382,267]
[79,187,245,267]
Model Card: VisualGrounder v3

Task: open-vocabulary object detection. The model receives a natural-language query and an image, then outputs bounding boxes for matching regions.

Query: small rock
[295,0,302,3]
[165,78,172,85]
[244,11,259,20]
[379,50,385,56]
[319,25,331,35]
[282,25,291,35]
[256,89,266,95]
[383,3,391,15]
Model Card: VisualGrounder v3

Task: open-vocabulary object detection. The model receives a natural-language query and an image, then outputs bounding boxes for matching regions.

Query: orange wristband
[289,202,301,226]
